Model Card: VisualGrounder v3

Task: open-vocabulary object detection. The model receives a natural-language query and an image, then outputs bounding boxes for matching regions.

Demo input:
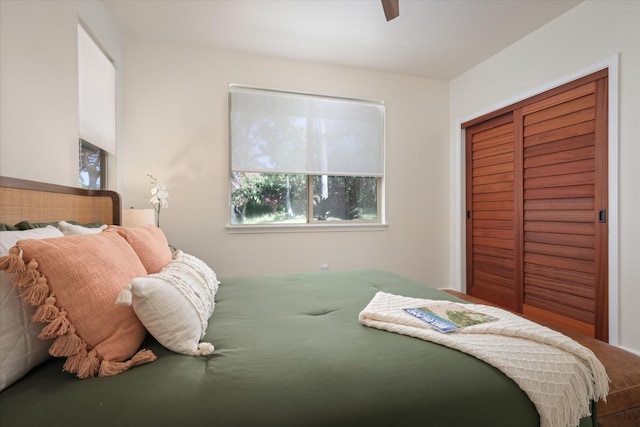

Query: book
[403,302,498,333]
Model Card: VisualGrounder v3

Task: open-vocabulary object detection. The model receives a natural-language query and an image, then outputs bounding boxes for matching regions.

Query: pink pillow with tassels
[0,232,156,379]
[106,225,172,274]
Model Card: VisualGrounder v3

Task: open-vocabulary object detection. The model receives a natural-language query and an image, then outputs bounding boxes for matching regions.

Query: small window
[229,85,384,226]
[77,22,116,154]
[312,175,378,221]
[79,139,105,190]
[231,173,307,224]
[77,22,114,190]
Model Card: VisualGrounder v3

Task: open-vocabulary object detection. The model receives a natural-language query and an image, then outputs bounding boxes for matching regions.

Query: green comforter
[0,270,593,426]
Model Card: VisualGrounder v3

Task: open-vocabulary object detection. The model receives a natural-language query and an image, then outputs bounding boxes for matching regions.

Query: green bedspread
[0,269,593,426]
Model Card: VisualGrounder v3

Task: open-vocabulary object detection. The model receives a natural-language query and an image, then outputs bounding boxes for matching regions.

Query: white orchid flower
[148,174,169,227]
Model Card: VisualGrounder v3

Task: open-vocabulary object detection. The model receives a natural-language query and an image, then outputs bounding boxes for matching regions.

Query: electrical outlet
[320,264,329,272]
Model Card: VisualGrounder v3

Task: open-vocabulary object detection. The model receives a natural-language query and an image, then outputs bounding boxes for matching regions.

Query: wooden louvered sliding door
[465,69,608,341]
[521,78,608,340]
[465,113,521,312]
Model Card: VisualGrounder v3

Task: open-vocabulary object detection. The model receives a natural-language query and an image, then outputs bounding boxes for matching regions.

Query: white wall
[119,38,451,286]
[0,0,121,188]
[450,0,640,353]
[0,0,451,292]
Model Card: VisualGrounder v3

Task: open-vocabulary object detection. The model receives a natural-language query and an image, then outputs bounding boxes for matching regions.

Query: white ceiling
[104,0,582,80]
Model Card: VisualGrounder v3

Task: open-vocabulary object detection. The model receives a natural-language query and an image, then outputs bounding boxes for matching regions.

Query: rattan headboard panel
[0,176,121,226]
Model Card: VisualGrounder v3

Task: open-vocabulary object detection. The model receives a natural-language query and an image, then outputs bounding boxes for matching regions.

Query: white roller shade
[230,86,384,176]
[78,23,116,154]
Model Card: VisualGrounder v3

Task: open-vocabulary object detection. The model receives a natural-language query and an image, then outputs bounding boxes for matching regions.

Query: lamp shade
[121,208,155,227]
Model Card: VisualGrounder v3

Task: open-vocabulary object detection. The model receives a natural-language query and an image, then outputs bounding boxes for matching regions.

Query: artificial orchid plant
[148,174,169,227]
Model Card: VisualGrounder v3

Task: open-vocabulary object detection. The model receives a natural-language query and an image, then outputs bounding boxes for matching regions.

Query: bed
[0,176,610,427]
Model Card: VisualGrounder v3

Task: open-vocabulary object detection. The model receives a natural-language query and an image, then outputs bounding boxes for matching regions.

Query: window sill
[225,222,388,234]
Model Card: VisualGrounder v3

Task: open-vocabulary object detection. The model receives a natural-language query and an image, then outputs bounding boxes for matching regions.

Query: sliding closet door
[464,70,608,341]
[465,113,522,311]
[521,78,608,340]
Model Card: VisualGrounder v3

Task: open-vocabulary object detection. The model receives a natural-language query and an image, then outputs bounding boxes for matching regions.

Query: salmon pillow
[0,232,156,379]
[107,225,172,274]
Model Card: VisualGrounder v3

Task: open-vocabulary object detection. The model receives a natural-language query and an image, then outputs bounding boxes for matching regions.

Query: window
[229,85,384,227]
[79,139,105,190]
[77,22,115,189]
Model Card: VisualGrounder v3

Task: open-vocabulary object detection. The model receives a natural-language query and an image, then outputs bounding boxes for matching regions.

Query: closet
[464,69,608,341]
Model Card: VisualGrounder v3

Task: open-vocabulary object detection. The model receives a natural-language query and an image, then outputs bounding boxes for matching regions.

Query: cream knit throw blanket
[359,292,609,427]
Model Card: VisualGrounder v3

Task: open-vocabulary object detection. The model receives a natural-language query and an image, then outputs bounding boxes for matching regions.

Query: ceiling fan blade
[381,0,399,21]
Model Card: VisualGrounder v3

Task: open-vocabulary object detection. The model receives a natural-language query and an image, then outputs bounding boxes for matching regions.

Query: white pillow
[116,250,220,356]
[0,226,64,391]
[57,220,107,235]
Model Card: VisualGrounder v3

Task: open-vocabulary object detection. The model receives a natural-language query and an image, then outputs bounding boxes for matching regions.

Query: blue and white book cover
[404,303,498,333]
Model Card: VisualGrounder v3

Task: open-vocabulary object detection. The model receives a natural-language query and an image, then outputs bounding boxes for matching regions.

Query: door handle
[599,209,606,223]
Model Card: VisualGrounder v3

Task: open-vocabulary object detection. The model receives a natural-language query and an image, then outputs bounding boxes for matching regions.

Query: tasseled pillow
[116,250,219,356]
[0,232,156,379]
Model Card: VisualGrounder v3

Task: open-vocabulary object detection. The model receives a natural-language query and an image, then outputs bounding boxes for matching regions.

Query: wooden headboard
[0,176,121,226]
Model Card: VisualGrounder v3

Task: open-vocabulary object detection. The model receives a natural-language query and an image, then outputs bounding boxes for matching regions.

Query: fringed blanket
[359,292,609,427]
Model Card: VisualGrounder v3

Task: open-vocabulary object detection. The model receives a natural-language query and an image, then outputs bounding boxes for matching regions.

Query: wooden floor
[443,290,640,427]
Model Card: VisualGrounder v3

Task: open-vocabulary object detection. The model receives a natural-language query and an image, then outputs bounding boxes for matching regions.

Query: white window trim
[226,222,388,234]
